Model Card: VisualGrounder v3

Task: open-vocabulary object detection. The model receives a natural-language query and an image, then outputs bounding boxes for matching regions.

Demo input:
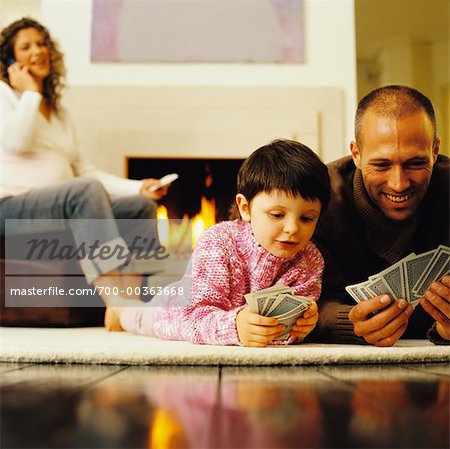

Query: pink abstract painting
[91,0,304,63]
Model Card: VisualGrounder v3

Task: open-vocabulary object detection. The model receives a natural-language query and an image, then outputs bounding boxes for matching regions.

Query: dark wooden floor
[1,362,449,449]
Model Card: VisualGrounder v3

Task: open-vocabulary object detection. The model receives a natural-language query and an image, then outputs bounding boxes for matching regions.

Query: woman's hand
[7,62,39,93]
[139,178,170,201]
[290,301,319,341]
[236,306,285,347]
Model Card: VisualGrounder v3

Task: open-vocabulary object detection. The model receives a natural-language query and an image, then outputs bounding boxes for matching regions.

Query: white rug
[1,327,449,366]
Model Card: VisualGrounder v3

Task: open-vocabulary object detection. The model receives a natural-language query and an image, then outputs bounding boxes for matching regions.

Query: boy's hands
[290,301,319,340]
[236,306,285,347]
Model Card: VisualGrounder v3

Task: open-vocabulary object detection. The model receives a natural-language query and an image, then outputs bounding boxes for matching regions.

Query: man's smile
[383,192,415,204]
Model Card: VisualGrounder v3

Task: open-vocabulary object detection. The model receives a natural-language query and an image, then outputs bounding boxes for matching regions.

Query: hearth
[128,157,244,250]
[128,157,244,222]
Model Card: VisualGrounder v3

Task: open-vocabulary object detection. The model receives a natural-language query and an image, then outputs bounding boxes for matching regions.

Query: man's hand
[348,295,413,347]
[7,63,39,93]
[420,275,450,340]
[139,178,170,201]
[236,306,285,347]
[290,301,319,340]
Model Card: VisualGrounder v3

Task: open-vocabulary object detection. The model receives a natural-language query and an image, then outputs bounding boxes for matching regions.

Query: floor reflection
[325,365,449,449]
[0,363,448,449]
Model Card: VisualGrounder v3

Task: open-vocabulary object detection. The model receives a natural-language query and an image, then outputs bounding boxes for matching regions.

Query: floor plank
[318,365,449,449]
[0,363,448,449]
[218,366,354,449]
[0,364,127,449]
[403,363,450,378]
[0,364,126,386]
[73,366,220,449]
[0,363,33,374]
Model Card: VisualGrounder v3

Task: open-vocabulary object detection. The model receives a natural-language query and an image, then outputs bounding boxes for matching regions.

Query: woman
[0,18,169,314]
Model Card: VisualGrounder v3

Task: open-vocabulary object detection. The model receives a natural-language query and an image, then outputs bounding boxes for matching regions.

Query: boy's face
[236,190,321,259]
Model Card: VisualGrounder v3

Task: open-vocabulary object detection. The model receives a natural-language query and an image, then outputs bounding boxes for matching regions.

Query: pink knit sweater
[120,220,324,345]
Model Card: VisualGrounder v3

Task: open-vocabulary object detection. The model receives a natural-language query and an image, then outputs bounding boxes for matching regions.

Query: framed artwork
[91,0,304,63]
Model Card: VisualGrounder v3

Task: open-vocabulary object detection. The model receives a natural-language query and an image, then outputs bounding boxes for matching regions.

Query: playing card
[275,315,300,340]
[412,246,447,293]
[244,292,257,312]
[256,296,268,315]
[273,302,311,339]
[432,246,450,281]
[375,258,407,301]
[345,245,449,308]
[359,286,376,299]
[403,249,437,304]
[365,276,395,299]
[252,285,294,298]
[345,281,372,303]
[399,253,418,302]
[260,295,278,315]
[266,293,306,317]
[245,285,294,315]
[244,284,313,341]
[413,246,450,297]
[435,258,450,281]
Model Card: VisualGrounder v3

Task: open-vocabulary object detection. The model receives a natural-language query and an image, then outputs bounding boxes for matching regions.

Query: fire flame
[157,197,216,251]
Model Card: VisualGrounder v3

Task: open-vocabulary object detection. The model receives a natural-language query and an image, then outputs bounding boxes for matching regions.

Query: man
[314,85,449,346]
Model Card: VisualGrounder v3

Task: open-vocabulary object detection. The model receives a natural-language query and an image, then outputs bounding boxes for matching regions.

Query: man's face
[351,109,439,222]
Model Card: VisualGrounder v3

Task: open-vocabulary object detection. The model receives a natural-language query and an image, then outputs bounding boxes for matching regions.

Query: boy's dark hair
[355,85,436,146]
[229,139,330,219]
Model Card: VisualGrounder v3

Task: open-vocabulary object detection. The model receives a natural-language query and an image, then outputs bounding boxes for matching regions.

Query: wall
[64,85,344,177]
[355,0,449,154]
[362,35,449,155]
[2,0,357,162]
[0,1,40,28]
[41,0,356,154]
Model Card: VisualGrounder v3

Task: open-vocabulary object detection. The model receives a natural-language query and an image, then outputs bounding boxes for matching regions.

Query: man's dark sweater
[313,154,449,344]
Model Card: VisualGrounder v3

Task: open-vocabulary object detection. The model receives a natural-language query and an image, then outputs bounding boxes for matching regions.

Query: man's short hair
[355,85,436,146]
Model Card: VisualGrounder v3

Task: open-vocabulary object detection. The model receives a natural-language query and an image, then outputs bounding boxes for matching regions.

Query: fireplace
[128,157,244,221]
[128,157,244,249]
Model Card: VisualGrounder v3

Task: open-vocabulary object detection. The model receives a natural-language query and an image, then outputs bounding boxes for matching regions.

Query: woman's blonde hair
[0,17,66,112]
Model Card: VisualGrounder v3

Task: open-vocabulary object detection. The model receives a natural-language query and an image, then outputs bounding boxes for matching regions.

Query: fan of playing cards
[245,285,313,340]
[346,245,450,308]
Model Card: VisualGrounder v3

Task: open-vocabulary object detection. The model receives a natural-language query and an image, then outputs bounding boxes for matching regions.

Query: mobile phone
[5,57,16,68]
[148,173,179,192]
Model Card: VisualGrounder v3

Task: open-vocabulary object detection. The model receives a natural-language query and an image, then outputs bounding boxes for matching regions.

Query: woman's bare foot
[104,307,124,332]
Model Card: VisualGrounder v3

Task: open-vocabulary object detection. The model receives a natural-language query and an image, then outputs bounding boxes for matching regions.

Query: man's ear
[236,194,251,222]
[350,141,362,169]
[432,136,441,163]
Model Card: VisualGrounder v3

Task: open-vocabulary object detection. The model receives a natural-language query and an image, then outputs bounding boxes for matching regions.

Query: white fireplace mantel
[65,86,345,177]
